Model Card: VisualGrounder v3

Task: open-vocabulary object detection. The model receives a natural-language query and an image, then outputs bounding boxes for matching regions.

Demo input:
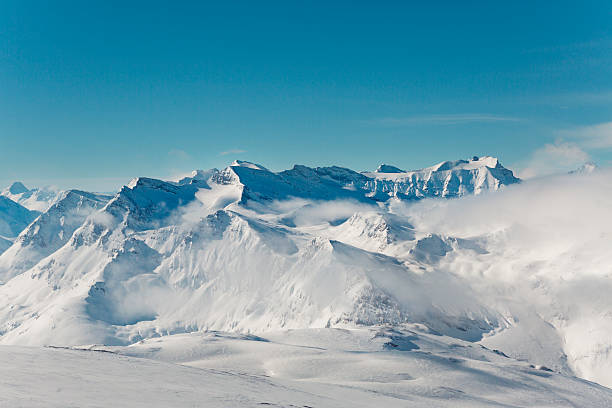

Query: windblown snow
[2,156,612,407]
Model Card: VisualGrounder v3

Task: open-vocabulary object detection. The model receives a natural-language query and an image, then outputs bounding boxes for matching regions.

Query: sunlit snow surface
[3,327,612,407]
[1,158,612,405]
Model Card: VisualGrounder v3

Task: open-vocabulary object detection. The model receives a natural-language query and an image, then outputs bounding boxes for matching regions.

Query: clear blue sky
[1,1,611,190]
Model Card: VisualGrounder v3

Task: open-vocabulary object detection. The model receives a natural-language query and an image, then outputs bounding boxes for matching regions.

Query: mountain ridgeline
[0,155,522,347]
[180,155,520,204]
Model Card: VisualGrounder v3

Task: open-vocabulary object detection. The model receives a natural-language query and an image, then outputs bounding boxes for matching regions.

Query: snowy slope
[0,204,496,345]
[1,181,59,212]
[3,327,612,408]
[0,196,39,243]
[0,190,111,283]
[0,237,11,254]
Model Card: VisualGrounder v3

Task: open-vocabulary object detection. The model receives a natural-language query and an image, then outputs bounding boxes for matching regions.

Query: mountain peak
[230,160,269,171]
[375,164,406,173]
[569,162,598,175]
[1,182,58,212]
[126,176,173,190]
[429,156,500,172]
[7,182,29,195]
[470,155,500,168]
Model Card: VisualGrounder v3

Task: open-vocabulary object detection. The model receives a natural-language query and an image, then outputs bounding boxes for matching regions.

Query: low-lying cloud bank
[395,169,612,246]
[391,168,612,386]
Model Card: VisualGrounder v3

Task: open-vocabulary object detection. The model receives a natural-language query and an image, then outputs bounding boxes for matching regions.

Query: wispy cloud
[168,149,191,161]
[531,91,612,107]
[219,149,247,156]
[517,140,590,179]
[367,114,522,127]
[559,121,612,149]
[516,120,612,178]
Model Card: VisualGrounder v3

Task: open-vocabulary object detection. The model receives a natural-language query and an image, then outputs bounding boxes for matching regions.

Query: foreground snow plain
[3,327,612,407]
[2,157,612,406]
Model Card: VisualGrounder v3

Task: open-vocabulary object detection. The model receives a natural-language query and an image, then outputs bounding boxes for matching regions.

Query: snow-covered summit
[230,160,269,171]
[363,155,519,198]
[375,164,406,173]
[429,155,501,172]
[103,177,199,231]
[369,156,507,176]
[1,181,59,212]
[5,181,29,195]
[174,169,218,186]
[179,156,520,205]
[0,189,111,282]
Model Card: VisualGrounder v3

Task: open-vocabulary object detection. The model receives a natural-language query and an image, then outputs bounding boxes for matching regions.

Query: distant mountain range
[0,156,520,339]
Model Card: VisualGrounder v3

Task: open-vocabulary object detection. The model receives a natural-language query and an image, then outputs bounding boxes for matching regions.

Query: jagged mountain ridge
[0,156,514,346]
[0,154,518,258]
[174,155,520,204]
[363,156,520,198]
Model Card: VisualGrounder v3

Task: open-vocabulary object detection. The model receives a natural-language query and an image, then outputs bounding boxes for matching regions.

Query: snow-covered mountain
[1,181,59,212]
[0,195,39,252]
[0,156,518,345]
[363,155,520,199]
[0,189,112,283]
[0,172,495,345]
[171,156,519,205]
[3,157,612,398]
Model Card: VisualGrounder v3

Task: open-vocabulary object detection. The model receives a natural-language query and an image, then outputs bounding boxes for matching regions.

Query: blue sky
[1,1,611,190]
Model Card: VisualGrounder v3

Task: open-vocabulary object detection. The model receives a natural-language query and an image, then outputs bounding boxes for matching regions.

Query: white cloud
[517,121,612,178]
[168,149,191,161]
[538,91,612,106]
[560,122,612,149]
[368,114,521,126]
[289,200,377,227]
[255,198,379,227]
[392,168,612,250]
[517,141,590,179]
[220,149,247,156]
